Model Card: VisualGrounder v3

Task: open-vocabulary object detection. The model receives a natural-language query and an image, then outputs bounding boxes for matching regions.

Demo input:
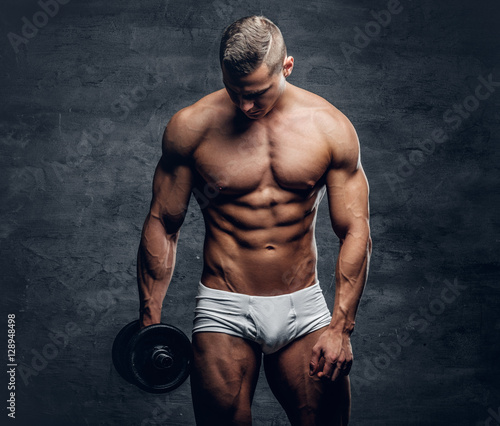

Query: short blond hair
[219,16,287,76]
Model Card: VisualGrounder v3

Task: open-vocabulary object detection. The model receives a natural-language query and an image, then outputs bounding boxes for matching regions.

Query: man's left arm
[309,116,373,382]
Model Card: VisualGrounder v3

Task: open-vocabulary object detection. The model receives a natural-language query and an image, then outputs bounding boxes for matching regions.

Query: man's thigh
[190,332,262,426]
[263,326,351,426]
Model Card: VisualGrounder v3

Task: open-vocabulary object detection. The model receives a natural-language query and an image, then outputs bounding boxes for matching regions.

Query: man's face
[222,62,287,120]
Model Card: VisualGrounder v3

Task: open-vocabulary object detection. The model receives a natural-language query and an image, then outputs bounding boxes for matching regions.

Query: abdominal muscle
[199,189,322,296]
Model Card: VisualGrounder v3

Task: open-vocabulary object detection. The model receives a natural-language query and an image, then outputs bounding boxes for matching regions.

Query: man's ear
[283,56,294,78]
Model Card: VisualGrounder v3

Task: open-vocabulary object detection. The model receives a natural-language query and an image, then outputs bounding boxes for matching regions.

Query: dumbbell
[112,320,193,393]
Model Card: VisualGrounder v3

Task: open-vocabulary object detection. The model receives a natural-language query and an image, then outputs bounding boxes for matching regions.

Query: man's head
[220,16,293,119]
[220,15,287,77]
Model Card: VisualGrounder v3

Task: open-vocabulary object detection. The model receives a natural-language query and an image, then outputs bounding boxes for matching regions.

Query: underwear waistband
[197,280,321,301]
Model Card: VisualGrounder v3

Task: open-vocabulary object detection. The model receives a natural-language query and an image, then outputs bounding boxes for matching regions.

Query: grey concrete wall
[1,0,499,424]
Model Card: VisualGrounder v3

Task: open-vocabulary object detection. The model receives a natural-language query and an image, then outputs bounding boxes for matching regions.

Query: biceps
[326,166,370,241]
[150,157,193,234]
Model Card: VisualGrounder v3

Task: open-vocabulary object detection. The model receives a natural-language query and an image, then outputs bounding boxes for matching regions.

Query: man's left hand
[309,328,353,382]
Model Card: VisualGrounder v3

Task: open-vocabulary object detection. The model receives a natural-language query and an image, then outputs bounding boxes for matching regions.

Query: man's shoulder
[292,85,354,134]
[291,85,359,167]
[162,90,230,157]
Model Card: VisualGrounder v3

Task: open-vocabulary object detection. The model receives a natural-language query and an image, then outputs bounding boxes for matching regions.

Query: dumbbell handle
[152,347,174,369]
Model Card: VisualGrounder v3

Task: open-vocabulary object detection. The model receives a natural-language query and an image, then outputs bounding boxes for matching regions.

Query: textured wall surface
[1,0,499,424]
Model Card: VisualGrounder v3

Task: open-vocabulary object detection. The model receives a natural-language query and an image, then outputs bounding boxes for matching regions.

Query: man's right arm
[137,112,194,328]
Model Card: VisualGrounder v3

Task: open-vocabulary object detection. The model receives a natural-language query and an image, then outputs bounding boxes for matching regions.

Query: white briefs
[192,281,332,355]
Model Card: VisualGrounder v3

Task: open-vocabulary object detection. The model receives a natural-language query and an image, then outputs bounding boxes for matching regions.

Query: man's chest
[192,123,331,194]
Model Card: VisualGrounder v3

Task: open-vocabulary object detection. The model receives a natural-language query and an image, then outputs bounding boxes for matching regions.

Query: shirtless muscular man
[137,15,372,426]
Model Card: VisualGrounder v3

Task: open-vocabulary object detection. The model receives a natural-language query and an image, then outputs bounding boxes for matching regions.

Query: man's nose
[239,98,254,112]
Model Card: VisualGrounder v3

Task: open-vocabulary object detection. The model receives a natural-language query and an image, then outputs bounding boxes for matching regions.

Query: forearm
[137,213,179,327]
[330,226,372,335]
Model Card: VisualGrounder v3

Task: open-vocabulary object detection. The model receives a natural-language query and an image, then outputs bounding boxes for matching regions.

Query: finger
[330,361,342,382]
[343,360,353,376]
[309,346,321,376]
[319,357,336,380]
[331,358,352,381]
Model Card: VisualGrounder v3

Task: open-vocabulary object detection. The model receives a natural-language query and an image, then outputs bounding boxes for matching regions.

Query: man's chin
[244,110,265,119]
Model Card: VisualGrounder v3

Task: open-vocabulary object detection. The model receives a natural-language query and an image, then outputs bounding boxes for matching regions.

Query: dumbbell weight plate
[112,320,141,385]
[126,323,193,393]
